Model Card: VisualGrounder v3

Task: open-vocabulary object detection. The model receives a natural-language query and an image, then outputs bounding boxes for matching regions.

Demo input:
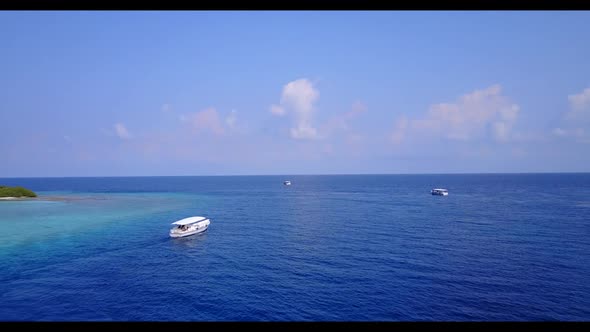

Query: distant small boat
[283,180,291,186]
[169,216,210,238]
[431,188,448,196]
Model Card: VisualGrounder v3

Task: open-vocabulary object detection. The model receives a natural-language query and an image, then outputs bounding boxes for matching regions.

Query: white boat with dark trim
[431,188,449,196]
[283,180,291,186]
[169,216,210,238]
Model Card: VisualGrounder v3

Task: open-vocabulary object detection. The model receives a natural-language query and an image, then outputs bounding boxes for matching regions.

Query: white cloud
[226,110,237,129]
[390,116,408,145]
[553,127,567,137]
[510,132,546,142]
[182,107,225,136]
[271,78,320,140]
[281,78,319,115]
[493,104,520,142]
[269,104,285,116]
[552,127,588,143]
[394,84,520,143]
[290,126,318,140]
[321,101,368,136]
[114,123,131,139]
[350,101,367,117]
[492,122,509,142]
[551,87,590,143]
[568,87,590,117]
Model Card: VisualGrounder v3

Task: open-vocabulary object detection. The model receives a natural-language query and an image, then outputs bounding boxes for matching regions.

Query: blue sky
[1,11,589,177]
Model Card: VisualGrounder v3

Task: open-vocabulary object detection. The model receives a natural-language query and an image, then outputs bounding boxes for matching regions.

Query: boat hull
[170,226,208,238]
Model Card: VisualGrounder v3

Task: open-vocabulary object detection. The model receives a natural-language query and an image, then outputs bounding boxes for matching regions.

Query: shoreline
[0,195,112,202]
[0,196,35,201]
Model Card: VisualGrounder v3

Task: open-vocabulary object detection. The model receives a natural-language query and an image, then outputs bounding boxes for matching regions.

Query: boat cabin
[431,188,449,196]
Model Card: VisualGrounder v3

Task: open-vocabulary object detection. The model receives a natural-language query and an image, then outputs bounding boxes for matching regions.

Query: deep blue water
[0,174,589,321]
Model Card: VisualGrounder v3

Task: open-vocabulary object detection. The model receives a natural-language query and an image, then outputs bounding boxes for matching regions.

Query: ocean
[0,174,588,321]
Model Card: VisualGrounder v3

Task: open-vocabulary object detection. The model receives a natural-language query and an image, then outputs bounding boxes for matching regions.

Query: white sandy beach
[0,195,100,202]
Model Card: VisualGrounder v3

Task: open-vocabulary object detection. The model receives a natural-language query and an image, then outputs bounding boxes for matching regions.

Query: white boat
[169,216,211,238]
[283,180,291,186]
[431,188,449,196]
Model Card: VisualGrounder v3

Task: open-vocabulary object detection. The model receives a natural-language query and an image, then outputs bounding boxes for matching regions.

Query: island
[0,185,37,199]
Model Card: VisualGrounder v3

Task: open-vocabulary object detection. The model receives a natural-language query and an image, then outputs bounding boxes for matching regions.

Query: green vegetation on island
[0,185,37,198]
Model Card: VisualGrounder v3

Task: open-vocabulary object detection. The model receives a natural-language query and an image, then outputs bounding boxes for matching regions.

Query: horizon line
[1,171,589,179]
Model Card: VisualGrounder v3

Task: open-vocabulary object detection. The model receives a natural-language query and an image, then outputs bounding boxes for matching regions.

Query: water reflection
[170,232,209,249]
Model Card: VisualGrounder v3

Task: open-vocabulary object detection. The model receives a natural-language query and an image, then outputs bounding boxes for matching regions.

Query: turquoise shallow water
[0,174,589,321]
[0,192,201,253]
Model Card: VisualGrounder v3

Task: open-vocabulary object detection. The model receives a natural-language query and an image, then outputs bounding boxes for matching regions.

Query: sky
[1,11,589,177]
